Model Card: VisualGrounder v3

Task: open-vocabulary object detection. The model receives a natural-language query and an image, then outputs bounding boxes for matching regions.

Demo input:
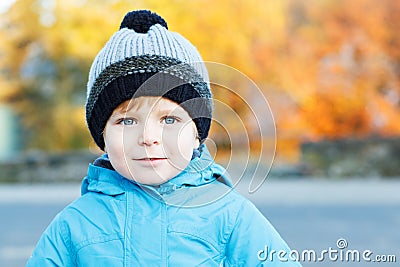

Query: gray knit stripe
[121,31,134,59]
[149,25,160,54]
[141,37,146,55]
[146,29,155,54]
[151,25,162,55]
[104,31,121,69]
[137,35,144,55]
[151,25,163,55]
[120,30,135,60]
[150,26,160,54]
[135,34,140,56]
[158,25,175,58]
[159,25,170,56]
[109,34,118,65]
[126,34,132,57]
[173,33,190,62]
[116,31,131,62]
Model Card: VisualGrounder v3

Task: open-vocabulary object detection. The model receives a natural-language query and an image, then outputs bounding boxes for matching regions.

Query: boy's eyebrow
[109,110,132,118]
[155,108,188,116]
[110,107,188,117]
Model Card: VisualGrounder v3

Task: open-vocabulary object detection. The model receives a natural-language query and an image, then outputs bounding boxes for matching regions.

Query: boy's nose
[139,135,160,146]
[138,124,161,146]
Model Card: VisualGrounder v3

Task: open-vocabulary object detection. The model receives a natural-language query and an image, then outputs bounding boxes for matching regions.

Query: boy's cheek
[108,129,136,146]
[105,135,130,156]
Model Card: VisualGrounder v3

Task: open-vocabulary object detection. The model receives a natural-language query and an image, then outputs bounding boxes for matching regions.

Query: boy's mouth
[137,158,167,161]
[133,157,168,167]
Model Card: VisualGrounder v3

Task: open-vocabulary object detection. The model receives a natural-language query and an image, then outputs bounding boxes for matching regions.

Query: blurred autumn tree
[1,0,400,161]
[284,0,400,138]
[0,0,130,150]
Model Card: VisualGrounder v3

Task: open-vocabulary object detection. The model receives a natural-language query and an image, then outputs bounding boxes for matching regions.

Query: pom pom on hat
[119,10,168,33]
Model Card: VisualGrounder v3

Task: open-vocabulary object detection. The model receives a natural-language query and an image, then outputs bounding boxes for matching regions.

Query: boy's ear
[194,137,200,149]
[102,130,107,152]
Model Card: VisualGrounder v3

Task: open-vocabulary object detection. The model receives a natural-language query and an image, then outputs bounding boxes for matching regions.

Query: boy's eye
[162,116,177,124]
[119,118,136,125]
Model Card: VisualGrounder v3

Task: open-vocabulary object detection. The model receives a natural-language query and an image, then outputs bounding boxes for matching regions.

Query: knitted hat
[86,10,212,150]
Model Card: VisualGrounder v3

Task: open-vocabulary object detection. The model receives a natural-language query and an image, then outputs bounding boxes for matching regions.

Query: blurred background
[0,0,399,266]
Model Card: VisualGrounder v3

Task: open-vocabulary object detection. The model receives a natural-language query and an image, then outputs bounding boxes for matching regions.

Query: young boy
[27,10,301,266]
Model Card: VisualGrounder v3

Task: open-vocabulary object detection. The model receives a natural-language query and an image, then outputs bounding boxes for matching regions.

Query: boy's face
[104,96,200,185]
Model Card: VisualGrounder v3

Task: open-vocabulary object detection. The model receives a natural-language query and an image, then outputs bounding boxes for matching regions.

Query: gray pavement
[1,179,399,266]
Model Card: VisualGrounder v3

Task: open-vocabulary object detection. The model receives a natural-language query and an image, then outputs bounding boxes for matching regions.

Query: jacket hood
[81,145,232,197]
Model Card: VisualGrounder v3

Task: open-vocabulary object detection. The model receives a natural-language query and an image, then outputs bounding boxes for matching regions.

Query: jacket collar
[81,145,232,197]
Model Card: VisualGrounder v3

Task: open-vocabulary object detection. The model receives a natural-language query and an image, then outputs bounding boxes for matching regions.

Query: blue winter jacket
[27,147,301,266]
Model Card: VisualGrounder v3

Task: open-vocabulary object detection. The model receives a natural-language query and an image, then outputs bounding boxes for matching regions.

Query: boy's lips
[135,157,167,161]
[133,157,168,166]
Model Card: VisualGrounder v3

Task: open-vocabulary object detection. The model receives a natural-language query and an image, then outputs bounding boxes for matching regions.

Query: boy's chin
[120,162,190,186]
[127,174,173,186]
[137,179,169,186]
